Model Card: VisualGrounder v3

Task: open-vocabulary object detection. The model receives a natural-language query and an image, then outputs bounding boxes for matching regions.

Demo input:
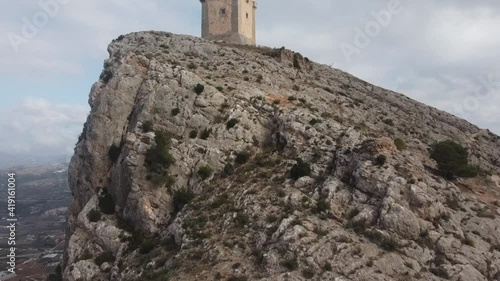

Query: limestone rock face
[63,31,500,281]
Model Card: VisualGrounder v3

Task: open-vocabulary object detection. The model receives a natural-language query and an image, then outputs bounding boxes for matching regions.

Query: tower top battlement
[200,0,256,45]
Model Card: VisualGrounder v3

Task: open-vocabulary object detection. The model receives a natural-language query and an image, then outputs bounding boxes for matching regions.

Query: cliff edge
[63,31,500,281]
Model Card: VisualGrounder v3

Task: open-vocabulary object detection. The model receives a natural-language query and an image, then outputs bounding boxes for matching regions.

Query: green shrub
[374,155,387,166]
[302,268,315,279]
[142,120,154,133]
[235,150,251,165]
[290,158,311,180]
[314,199,330,213]
[171,107,181,116]
[309,118,321,126]
[256,74,263,83]
[194,83,205,94]
[98,188,115,215]
[226,118,239,130]
[145,131,176,186]
[189,130,198,139]
[394,138,406,150]
[282,258,298,271]
[429,140,479,179]
[108,143,122,163]
[139,238,156,254]
[198,165,214,180]
[223,163,235,176]
[95,251,115,266]
[288,96,297,101]
[293,53,301,69]
[187,62,197,69]
[173,189,194,213]
[200,128,212,140]
[383,119,394,126]
[87,209,101,222]
[216,86,224,91]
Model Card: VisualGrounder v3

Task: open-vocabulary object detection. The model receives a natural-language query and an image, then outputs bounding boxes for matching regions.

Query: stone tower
[200,0,257,45]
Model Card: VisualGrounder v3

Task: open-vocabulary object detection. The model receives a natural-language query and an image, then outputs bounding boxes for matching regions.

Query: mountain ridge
[62,31,500,281]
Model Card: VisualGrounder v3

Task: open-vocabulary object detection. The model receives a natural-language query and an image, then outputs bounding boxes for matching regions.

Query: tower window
[246,13,249,19]
[220,8,226,14]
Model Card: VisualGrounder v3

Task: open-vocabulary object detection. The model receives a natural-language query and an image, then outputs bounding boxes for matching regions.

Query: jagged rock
[63,31,500,281]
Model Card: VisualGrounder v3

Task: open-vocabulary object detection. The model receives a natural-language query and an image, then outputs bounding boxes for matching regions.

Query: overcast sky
[1,0,499,163]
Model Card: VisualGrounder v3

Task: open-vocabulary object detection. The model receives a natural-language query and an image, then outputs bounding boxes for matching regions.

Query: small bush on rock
[173,189,194,213]
[142,120,154,133]
[171,107,181,116]
[394,138,406,150]
[145,131,176,186]
[200,128,212,140]
[198,165,214,180]
[290,158,311,180]
[95,251,115,266]
[374,155,387,166]
[226,118,239,130]
[194,83,204,94]
[189,130,198,139]
[98,188,115,215]
[87,209,101,222]
[108,143,122,163]
[429,140,479,179]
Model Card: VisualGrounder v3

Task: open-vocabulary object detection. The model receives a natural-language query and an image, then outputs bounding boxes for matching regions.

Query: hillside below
[62,31,500,281]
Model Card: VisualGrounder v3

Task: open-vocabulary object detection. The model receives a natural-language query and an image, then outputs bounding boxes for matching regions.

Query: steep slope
[63,31,500,281]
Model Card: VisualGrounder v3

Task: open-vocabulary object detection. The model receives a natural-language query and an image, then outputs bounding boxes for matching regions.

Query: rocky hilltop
[63,31,500,281]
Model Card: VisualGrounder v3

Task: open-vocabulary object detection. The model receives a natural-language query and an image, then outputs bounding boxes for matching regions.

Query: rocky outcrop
[63,31,500,281]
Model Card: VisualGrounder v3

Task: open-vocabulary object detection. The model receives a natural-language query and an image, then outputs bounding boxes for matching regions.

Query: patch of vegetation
[142,120,154,133]
[198,165,214,180]
[301,268,315,279]
[216,86,224,91]
[293,53,301,69]
[87,208,101,222]
[187,62,197,69]
[383,118,394,126]
[288,96,297,101]
[226,118,239,130]
[429,140,479,179]
[173,189,194,213]
[235,212,250,227]
[171,107,181,116]
[145,131,176,186]
[95,251,115,266]
[292,85,300,91]
[374,155,387,166]
[98,188,115,215]
[314,199,330,214]
[194,83,205,94]
[309,118,321,126]
[139,238,156,254]
[189,130,198,139]
[273,99,281,105]
[394,138,406,150]
[200,128,212,140]
[108,143,122,163]
[290,158,311,180]
[235,150,251,165]
[282,258,298,271]
[223,163,235,176]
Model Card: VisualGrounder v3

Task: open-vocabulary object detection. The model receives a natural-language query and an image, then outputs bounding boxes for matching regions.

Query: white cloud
[0,97,88,156]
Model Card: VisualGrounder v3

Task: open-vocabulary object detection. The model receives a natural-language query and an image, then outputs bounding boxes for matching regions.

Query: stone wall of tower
[200,0,256,45]
[237,0,256,45]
